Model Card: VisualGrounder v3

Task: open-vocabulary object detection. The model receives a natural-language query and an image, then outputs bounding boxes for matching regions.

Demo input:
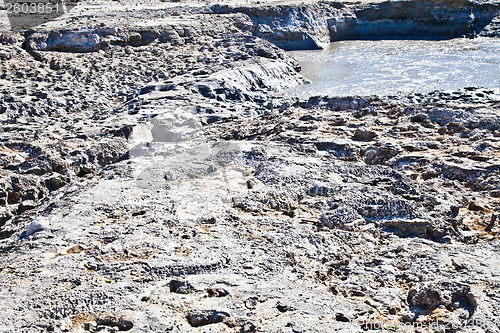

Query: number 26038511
[5,2,64,14]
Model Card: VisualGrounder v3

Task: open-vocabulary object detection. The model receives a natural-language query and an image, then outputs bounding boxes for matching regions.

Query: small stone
[95,316,133,331]
[422,168,440,180]
[353,129,377,141]
[25,217,49,237]
[186,310,229,327]
[485,213,497,232]
[468,201,484,211]
[207,288,229,297]
[276,301,295,313]
[410,113,429,123]
[401,312,415,323]
[169,280,194,294]
[240,321,257,333]
[410,284,452,310]
[45,177,65,191]
[439,235,453,243]
[335,313,350,322]
[450,205,460,218]
[17,200,36,214]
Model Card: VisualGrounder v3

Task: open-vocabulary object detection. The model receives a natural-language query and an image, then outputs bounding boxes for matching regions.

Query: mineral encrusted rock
[0,0,499,332]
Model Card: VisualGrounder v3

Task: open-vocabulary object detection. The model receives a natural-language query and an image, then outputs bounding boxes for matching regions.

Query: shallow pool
[287,38,500,97]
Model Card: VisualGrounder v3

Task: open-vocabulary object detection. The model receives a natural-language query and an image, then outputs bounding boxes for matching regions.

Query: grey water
[287,38,500,97]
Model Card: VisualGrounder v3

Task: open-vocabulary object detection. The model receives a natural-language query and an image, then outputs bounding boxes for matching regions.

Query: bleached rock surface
[0,0,499,332]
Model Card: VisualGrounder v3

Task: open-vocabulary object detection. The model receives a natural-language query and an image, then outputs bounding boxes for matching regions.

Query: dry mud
[0,0,499,332]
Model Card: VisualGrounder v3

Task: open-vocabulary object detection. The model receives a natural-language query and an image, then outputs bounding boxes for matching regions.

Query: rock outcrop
[213,0,500,49]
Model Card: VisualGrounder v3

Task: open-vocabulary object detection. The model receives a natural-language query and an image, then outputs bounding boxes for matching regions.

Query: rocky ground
[0,0,499,332]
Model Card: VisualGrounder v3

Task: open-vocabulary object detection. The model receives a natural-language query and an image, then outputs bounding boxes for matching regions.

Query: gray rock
[169,280,194,294]
[186,310,230,327]
[353,129,377,141]
[24,217,48,237]
[0,1,498,332]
